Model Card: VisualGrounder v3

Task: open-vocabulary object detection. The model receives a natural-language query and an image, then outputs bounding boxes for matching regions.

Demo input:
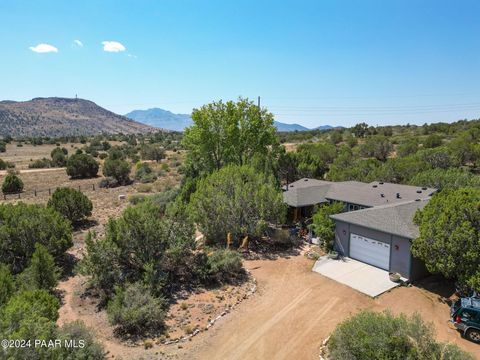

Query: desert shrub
[103,158,131,185]
[28,158,52,168]
[0,264,14,306]
[423,134,443,148]
[1,173,24,194]
[47,187,93,224]
[56,321,105,359]
[98,152,108,160]
[66,153,99,178]
[409,168,480,190]
[107,283,166,336]
[99,177,119,188]
[79,200,197,299]
[197,248,244,284]
[327,311,473,360]
[0,141,6,152]
[135,163,157,183]
[136,183,153,193]
[128,194,147,205]
[0,159,6,170]
[140,145,165,162]
[51,147,68,167]
[0,202,72,273]
[18,243,59,292]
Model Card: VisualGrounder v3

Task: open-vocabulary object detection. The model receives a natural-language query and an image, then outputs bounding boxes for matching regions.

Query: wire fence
[2,182,98,201]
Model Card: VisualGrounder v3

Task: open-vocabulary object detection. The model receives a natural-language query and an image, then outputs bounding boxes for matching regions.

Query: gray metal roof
[330,199,428,239]
[283,179,332,207]
[282,178,436,208]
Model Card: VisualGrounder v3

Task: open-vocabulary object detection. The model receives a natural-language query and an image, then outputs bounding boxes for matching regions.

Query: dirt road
[183,253,480,360]
[0,167,66,176]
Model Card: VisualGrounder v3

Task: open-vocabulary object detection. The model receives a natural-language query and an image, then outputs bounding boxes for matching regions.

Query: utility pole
[257,96,261,109]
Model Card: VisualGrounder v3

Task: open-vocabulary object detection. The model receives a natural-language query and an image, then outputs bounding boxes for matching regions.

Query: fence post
[18,193,20,199]
[92,183,95,191]
[78,185,81,192]
[48,188,51,195]
[34,189,37,197]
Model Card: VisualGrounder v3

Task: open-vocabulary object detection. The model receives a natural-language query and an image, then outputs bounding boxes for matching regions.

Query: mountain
[0,97,156,137]
[126,107,335,132]
[273,121,309,132]
[125,108,192,132]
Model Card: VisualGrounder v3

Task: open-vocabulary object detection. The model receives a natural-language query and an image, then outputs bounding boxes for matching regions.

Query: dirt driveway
[182,251,480,360]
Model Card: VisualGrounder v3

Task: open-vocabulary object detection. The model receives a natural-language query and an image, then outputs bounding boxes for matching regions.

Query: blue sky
[1,0,479,128]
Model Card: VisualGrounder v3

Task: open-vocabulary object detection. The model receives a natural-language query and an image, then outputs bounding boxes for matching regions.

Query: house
[283,178,436,280]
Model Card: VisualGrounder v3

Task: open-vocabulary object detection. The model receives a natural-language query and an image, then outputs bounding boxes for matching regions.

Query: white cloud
[127,53,137,58]
[74,39,83,47]
[29,43,58,53]
[102,41,126,52]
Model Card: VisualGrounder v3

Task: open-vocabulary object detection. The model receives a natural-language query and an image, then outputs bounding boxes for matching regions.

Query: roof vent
[416,190,422,193]
[289,184,294,187]
[373,185,378,188]
[422,187,427,190]
[415,198,421,201]
[379,182,384,185]
[380,193,385,198]
[304,179,309,181]
[396,193,401,199]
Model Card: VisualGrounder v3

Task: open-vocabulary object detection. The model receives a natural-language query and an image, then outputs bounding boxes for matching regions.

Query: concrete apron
[312,256,400,297]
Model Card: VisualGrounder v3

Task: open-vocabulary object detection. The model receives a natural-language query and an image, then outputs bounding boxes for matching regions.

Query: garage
[349,233,390,270]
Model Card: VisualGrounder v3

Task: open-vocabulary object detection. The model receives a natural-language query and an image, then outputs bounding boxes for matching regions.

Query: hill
[0,97,156,137]
[126,107,334,132]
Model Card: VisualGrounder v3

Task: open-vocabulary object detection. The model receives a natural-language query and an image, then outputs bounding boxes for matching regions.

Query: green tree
[360,135,393,161]
[409,168,480,190]
[0,203,72,273]
[19,243,59,292]
[182,98,278,174]
[103,158,131,185]
[0,141,6,152]
[0,159,6,170]
[189,165,286,245]
[352,122,369,138]
[66,153,99,178]
[396,138,419,158]
[328,310,473,360]
[412,188,480,291]
[47,187,93,224]
[0,264,14,306]
[1,172,24,194]
[310,202,344,251]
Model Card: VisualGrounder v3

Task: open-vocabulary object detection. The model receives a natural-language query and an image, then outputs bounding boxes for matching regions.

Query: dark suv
[451,297,480,343]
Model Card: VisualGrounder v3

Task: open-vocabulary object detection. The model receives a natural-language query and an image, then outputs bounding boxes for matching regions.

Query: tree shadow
[73,218,99,231]
[413,274,456,304]
[241,238,303,261]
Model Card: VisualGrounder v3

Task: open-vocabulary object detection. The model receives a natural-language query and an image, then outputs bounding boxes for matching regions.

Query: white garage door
[349,233,390,270]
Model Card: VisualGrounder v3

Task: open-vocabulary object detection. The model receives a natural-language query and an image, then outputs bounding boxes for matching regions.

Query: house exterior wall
[390,235,411,278]
[333,221,424,280]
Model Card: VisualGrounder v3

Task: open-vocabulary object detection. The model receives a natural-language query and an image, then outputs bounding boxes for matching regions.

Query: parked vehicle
[450,297,480,343]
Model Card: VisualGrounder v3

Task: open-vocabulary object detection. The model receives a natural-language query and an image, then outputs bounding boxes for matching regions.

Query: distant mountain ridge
[125,108,192,132]
[0,97,155,137]
[126,107,336,132]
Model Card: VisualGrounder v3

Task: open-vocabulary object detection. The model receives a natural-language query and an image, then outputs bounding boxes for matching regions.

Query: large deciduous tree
[189,165,286,245]
[412,188,480,291]
[182,98,278,174]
